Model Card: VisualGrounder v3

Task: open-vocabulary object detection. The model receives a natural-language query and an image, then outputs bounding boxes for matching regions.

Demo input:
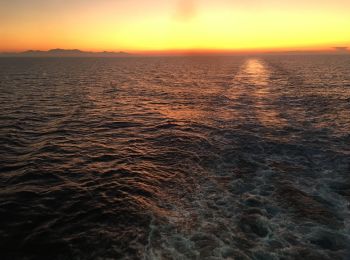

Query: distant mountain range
[0,47,348,57]
[264,49,349,55]
[0,49,131,57]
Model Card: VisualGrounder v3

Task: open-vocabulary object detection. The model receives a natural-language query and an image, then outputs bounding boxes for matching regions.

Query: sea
[0,55,349,259]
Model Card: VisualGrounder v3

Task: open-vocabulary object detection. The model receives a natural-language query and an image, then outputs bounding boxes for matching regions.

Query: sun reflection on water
[241,59,270,87]
[233,59,287,128]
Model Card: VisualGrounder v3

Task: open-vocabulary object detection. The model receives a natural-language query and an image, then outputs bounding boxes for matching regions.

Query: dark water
[0,56,349,260]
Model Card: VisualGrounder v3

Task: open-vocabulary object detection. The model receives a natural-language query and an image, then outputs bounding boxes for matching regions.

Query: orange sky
[1,0,349,53]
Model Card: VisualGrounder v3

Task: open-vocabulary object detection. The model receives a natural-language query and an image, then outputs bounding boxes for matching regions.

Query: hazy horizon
[1,46,349,56]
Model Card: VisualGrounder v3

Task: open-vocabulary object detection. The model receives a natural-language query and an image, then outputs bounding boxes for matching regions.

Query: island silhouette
[0,49,131,57]
[0,47,349,57]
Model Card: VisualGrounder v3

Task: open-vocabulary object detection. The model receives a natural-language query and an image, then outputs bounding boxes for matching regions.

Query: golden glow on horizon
[1,0,349,53]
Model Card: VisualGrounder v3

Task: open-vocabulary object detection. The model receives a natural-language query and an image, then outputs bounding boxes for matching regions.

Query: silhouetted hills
[333,47,349,52]
[261,47,349,56]
[0,49,131,57]
[1,47,349,57]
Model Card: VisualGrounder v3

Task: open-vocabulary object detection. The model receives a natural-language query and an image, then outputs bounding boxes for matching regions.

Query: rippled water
[0,56,350,259]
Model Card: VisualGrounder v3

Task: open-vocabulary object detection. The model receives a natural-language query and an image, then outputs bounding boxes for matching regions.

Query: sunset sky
[1,0,350,53]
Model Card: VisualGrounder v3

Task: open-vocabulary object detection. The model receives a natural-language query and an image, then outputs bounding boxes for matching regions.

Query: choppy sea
[0,55,350,259]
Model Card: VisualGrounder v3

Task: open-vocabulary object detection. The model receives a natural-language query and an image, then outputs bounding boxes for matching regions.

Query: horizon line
[1,46,349,57]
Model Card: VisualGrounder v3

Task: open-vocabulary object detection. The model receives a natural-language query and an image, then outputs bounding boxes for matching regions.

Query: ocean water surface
[0,55,350,259]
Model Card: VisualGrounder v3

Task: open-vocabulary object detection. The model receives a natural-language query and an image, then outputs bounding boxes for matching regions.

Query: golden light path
[1,0,350,53]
